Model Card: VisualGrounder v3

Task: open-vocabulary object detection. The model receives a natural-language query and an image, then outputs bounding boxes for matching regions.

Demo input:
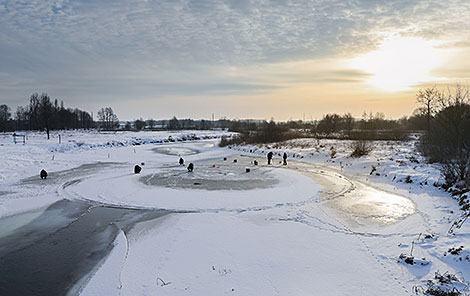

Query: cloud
[2,0,468,66]
[437,41,470,49]
[270,69,373,84]
[0,0,469,118]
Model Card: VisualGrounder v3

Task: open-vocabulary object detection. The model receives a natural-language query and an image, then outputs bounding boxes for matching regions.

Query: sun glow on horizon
[352,36,447,92]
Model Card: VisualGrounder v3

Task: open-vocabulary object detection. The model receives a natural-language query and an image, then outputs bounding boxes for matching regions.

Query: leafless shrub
[219,121,310,146]
[350,140,372,157]
[218,133,249,147]
[314,129,410,141]
[425,285,461,296]
[418,86,470,191]
[440,159,470,190]
[424,271,468,296]
[218,136,231,147]
[330,146,337,158]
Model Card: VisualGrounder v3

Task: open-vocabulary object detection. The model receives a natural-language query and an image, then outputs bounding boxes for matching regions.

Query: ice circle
[140,156,278,191]
[60,156,320,212]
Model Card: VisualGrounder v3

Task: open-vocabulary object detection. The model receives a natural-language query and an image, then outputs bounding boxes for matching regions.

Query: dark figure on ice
[283,152,288,165]
[179,157,184,165]
[40,169,48,179]
[267,151,273,165]
[134,165,142,174]
[187,163,194,172]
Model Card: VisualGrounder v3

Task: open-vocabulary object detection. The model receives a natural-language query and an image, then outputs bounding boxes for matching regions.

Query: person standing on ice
[267,151,273,165]
[283,152,288,165]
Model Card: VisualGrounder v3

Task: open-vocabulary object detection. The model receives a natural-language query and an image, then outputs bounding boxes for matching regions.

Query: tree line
[0,92,432,137]
[0,93,129,134]
[121,116,216,131]
[0,87,464,142]
[221,111,423,142]
[1,93,94,138]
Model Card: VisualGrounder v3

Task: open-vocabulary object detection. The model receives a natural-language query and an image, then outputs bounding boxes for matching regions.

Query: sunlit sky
[1,0,469,121]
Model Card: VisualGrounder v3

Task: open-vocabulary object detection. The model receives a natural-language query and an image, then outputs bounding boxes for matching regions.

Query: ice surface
[141,156,278,190]
[1,131,469,295]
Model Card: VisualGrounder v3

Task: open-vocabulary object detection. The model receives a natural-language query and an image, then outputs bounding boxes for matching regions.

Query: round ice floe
[140,157,277,191]
[61,156,320,212]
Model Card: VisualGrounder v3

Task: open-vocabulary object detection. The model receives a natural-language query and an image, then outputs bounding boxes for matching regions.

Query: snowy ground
[0,130,227,218]
[1,131,470,295]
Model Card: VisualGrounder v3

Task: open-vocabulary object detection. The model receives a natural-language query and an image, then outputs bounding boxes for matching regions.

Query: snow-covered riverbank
[0,130,229,218]
[1,131,469,295]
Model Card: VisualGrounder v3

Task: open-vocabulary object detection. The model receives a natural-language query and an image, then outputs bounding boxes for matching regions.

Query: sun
[352,36,446,91]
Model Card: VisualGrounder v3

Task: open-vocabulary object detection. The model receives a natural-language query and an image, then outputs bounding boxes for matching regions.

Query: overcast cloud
[1,0,469,119]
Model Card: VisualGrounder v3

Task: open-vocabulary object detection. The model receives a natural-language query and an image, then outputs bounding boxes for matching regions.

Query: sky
[0,0,469,121]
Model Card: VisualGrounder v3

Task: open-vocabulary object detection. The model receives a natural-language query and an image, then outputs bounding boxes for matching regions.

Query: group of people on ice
[180,151,288,173]
[40,151,288,179]
[178,157,194,172]
[172,151,287,175]
[267,151,288,165]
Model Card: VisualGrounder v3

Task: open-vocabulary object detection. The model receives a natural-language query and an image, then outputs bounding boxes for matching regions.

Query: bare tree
[147,119,155,129]
[97,107,119,129]
[317,113,342,134]
[134,118,146,130]
[342,113,354,135]
[39,93,53,139]
[0,104,11,132]
[15,106,28,130]
[438,84,470,108]
[28,93,40,130]
[168,116,180,130]
[416,87,440,131]
[258,119,284,143]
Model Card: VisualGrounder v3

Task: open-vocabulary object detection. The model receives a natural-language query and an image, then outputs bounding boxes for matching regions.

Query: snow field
[115,211,407,296]
[228,138,470,293]
[2,131,470,295]
[0,130,229,218]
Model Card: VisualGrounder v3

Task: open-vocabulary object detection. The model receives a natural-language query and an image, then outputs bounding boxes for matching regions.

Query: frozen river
[0,200,168,296]
[0,141,417,295]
